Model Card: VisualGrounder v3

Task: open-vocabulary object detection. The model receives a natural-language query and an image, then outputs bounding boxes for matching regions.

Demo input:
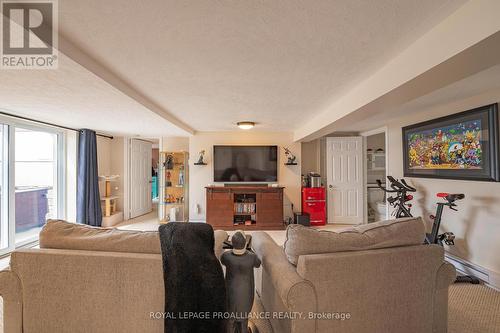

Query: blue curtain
[77,129,102,226]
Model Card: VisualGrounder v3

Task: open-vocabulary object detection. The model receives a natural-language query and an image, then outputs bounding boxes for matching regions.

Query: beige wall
[97,136,112,175]
[386,89,500,279]
[161,136,189,152]
[366,132,385,151]
[189,131,301,221]
[96,136,127,215]
[96,136,112,196]
[109,137,125,212]
[301,140,320,175]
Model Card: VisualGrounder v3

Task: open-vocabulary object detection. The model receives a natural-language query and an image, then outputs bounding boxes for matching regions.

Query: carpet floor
[448,284,500,333]
[1,284,498,333]
[250,283,500,333]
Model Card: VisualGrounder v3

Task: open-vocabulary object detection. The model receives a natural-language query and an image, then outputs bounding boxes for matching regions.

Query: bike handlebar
[386,176,416,192]
[376,179,398,193]
[400,179,416,192]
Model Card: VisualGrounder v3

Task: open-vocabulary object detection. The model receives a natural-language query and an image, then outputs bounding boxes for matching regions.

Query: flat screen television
[213,145,278,183]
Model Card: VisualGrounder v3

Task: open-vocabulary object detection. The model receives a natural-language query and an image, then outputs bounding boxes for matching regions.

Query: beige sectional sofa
[0,220,228,333]
[1,217,455,333]
[252,217,456,333]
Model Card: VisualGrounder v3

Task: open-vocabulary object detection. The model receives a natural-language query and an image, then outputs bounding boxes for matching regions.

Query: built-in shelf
[367,152,385,171]
[194,162,207,165]
[284,162,298,165]
[206,186,284,230]
[159,151,189,222]
[99,175,123,226]
[100,195,119,201]
[98,175,119,181]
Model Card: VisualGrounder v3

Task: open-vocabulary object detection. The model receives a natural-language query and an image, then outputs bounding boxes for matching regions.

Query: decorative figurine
[164,154,174,170]
[221,231,261,333]
[283,147,297,164]
[166,171,172,187]
[178,165,185,186]
[196,150,206,164]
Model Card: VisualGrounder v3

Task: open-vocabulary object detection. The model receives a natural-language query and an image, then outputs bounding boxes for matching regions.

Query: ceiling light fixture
[237,121,255,130]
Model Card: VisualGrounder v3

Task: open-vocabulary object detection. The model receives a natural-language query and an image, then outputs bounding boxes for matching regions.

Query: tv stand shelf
[206,186,285,230]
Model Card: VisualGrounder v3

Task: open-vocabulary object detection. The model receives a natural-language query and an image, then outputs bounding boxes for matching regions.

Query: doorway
[325,136,364,224]
[129,139,153,219]
[362,128,388,223]
[151,142,160,208]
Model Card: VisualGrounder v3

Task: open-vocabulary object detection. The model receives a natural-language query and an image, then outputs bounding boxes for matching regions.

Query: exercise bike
[378,176,479,284]
[424,193,462,246]
[376,176,416,218]
[425,192,480,284]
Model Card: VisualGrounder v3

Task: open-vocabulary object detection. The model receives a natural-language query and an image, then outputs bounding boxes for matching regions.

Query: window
[0,120,65,254]
[15,127,62,245]
[0,125,8,252]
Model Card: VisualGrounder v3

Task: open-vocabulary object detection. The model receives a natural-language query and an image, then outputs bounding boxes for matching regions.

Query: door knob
[328,185,333,189]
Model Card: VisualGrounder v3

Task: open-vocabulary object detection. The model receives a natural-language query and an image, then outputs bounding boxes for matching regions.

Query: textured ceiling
[0,51,189,137]
[56,0,466,132]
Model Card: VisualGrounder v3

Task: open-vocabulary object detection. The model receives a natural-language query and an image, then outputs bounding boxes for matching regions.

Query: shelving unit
[233,193,257,226]
[367,151,385,170]
[158,151,189,222]
[206,186,284,230]
[99,175,123,227]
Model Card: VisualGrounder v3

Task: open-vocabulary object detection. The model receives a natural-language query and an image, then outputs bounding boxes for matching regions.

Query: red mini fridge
[301,187,326,226]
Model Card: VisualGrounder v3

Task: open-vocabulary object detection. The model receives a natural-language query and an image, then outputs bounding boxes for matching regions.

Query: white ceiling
[56,0,465,133]
[1,0,467,135]
[0,51,189,137]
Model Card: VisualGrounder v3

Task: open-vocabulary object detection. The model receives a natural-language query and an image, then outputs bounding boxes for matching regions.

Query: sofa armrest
[0,268,23,333]
[296,245,450,333]
[252,232,317,333]
[436,261,456,290]
[433,262,455,333]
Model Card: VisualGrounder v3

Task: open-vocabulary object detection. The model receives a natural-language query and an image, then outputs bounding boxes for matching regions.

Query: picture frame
[402,103,499,181]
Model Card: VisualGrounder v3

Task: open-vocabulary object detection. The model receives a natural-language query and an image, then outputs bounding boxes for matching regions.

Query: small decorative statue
[166,171,172,187]
[283,147,296,164]
[178,165,185,186]
[197,150,206,164]
[221,231,261,333]
[164,154,174,170]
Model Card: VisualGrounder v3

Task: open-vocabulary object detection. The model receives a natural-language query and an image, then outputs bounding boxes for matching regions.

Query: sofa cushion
[40,219,229,257]
[284,217,426,265]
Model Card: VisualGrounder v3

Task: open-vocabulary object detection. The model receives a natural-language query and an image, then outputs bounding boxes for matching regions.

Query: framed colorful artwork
[402,103,499,181]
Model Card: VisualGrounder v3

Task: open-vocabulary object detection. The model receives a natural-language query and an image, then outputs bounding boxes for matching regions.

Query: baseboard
[445,252,500,290]
[488,271,500,291]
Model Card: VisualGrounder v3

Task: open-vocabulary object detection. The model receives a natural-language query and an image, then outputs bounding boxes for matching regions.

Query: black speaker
[294,212,310,226]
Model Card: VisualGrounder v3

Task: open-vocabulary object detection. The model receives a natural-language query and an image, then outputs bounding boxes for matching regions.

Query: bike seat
[387,196,397,204]
[437,193,464,202]
[447,193,465,202]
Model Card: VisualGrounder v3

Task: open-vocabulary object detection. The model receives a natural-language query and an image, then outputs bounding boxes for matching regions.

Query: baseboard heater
[445,252,489,283]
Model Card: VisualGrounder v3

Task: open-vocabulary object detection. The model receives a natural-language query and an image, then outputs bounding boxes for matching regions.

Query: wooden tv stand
[206,186,285,230]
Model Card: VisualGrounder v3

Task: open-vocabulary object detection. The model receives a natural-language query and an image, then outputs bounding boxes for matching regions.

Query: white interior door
[326,137,364,224]
[130,139,152,218]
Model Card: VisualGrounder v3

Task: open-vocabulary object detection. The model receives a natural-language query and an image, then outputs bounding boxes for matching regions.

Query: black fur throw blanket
[159,222,226,333]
